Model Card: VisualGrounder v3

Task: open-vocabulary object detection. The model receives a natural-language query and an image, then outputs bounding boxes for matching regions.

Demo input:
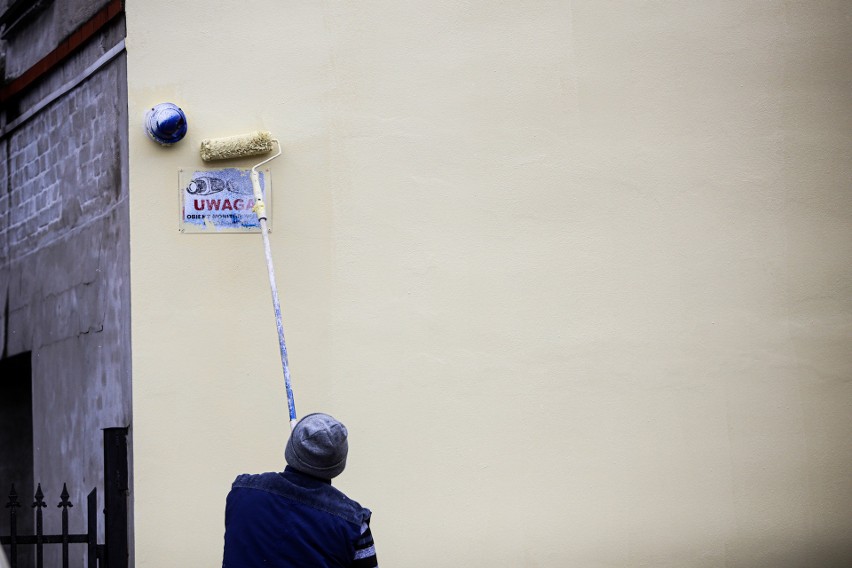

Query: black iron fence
[1,427,129,568]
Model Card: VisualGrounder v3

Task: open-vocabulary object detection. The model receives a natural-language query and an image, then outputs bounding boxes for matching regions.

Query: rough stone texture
[0,13,129,565]
[12,12,126,116]
[1,137,8,354]
[3,0,111,78]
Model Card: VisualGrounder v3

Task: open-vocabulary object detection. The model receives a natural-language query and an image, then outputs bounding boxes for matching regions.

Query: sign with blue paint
[178,167,272,233]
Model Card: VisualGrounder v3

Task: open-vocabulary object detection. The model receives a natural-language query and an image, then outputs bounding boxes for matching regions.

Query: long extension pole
[250,141,297,430]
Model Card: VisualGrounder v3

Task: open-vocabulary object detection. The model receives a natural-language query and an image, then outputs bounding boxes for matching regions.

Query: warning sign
[178,168,272,233]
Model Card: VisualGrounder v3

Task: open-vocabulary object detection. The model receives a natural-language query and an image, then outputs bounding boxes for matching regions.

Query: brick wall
[6,60,125,262]
[0,6,130,565]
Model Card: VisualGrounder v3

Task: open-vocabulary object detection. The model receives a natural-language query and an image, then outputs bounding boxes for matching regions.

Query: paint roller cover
[200,131,274,161]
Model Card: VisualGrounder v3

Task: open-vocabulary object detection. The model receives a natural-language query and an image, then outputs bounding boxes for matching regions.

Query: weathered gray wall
[3,0,108,76]
[0,1,129,564]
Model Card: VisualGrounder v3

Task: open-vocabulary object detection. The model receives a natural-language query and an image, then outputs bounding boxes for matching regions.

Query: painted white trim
[0,38,126,139]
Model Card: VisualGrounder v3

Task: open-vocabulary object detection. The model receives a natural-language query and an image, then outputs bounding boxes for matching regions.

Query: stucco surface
[127,2,852,566]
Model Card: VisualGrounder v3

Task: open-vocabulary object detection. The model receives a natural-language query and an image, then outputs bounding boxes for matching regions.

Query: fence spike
[6,483,21,509]
[33,483,46,509]
[59,483,73,509]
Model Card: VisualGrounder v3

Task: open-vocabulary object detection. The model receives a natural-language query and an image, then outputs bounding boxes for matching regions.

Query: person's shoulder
[327,485,373,523]
[231,471,282,489]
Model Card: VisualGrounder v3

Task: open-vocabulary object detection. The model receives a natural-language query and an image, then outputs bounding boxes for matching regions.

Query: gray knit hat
[285,413,349,479]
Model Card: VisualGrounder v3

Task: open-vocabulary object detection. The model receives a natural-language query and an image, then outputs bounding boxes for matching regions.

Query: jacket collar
[283,465,332,485]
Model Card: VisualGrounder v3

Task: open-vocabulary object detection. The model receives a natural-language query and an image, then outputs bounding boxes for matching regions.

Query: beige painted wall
[126,2,852,566]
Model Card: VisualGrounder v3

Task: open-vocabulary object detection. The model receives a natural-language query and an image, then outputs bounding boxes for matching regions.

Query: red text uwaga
[191,198,256,211]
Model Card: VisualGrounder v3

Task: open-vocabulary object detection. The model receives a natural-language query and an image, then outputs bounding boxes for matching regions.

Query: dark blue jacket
[223,468,372,567]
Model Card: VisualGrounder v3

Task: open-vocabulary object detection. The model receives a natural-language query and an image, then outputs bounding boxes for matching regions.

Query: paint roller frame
[200,131,298,430]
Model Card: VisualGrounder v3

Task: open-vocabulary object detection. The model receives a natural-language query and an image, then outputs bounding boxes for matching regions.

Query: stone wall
[0,1,129,564]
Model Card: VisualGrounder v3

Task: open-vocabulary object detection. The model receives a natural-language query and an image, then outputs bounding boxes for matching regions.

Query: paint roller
[200,131,297,430]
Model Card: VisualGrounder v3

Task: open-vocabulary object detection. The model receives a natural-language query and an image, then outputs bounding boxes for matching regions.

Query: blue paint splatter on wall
[181,168,268,232]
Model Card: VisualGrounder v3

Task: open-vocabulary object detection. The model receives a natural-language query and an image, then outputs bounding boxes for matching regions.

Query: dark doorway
[0,351,34,564]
